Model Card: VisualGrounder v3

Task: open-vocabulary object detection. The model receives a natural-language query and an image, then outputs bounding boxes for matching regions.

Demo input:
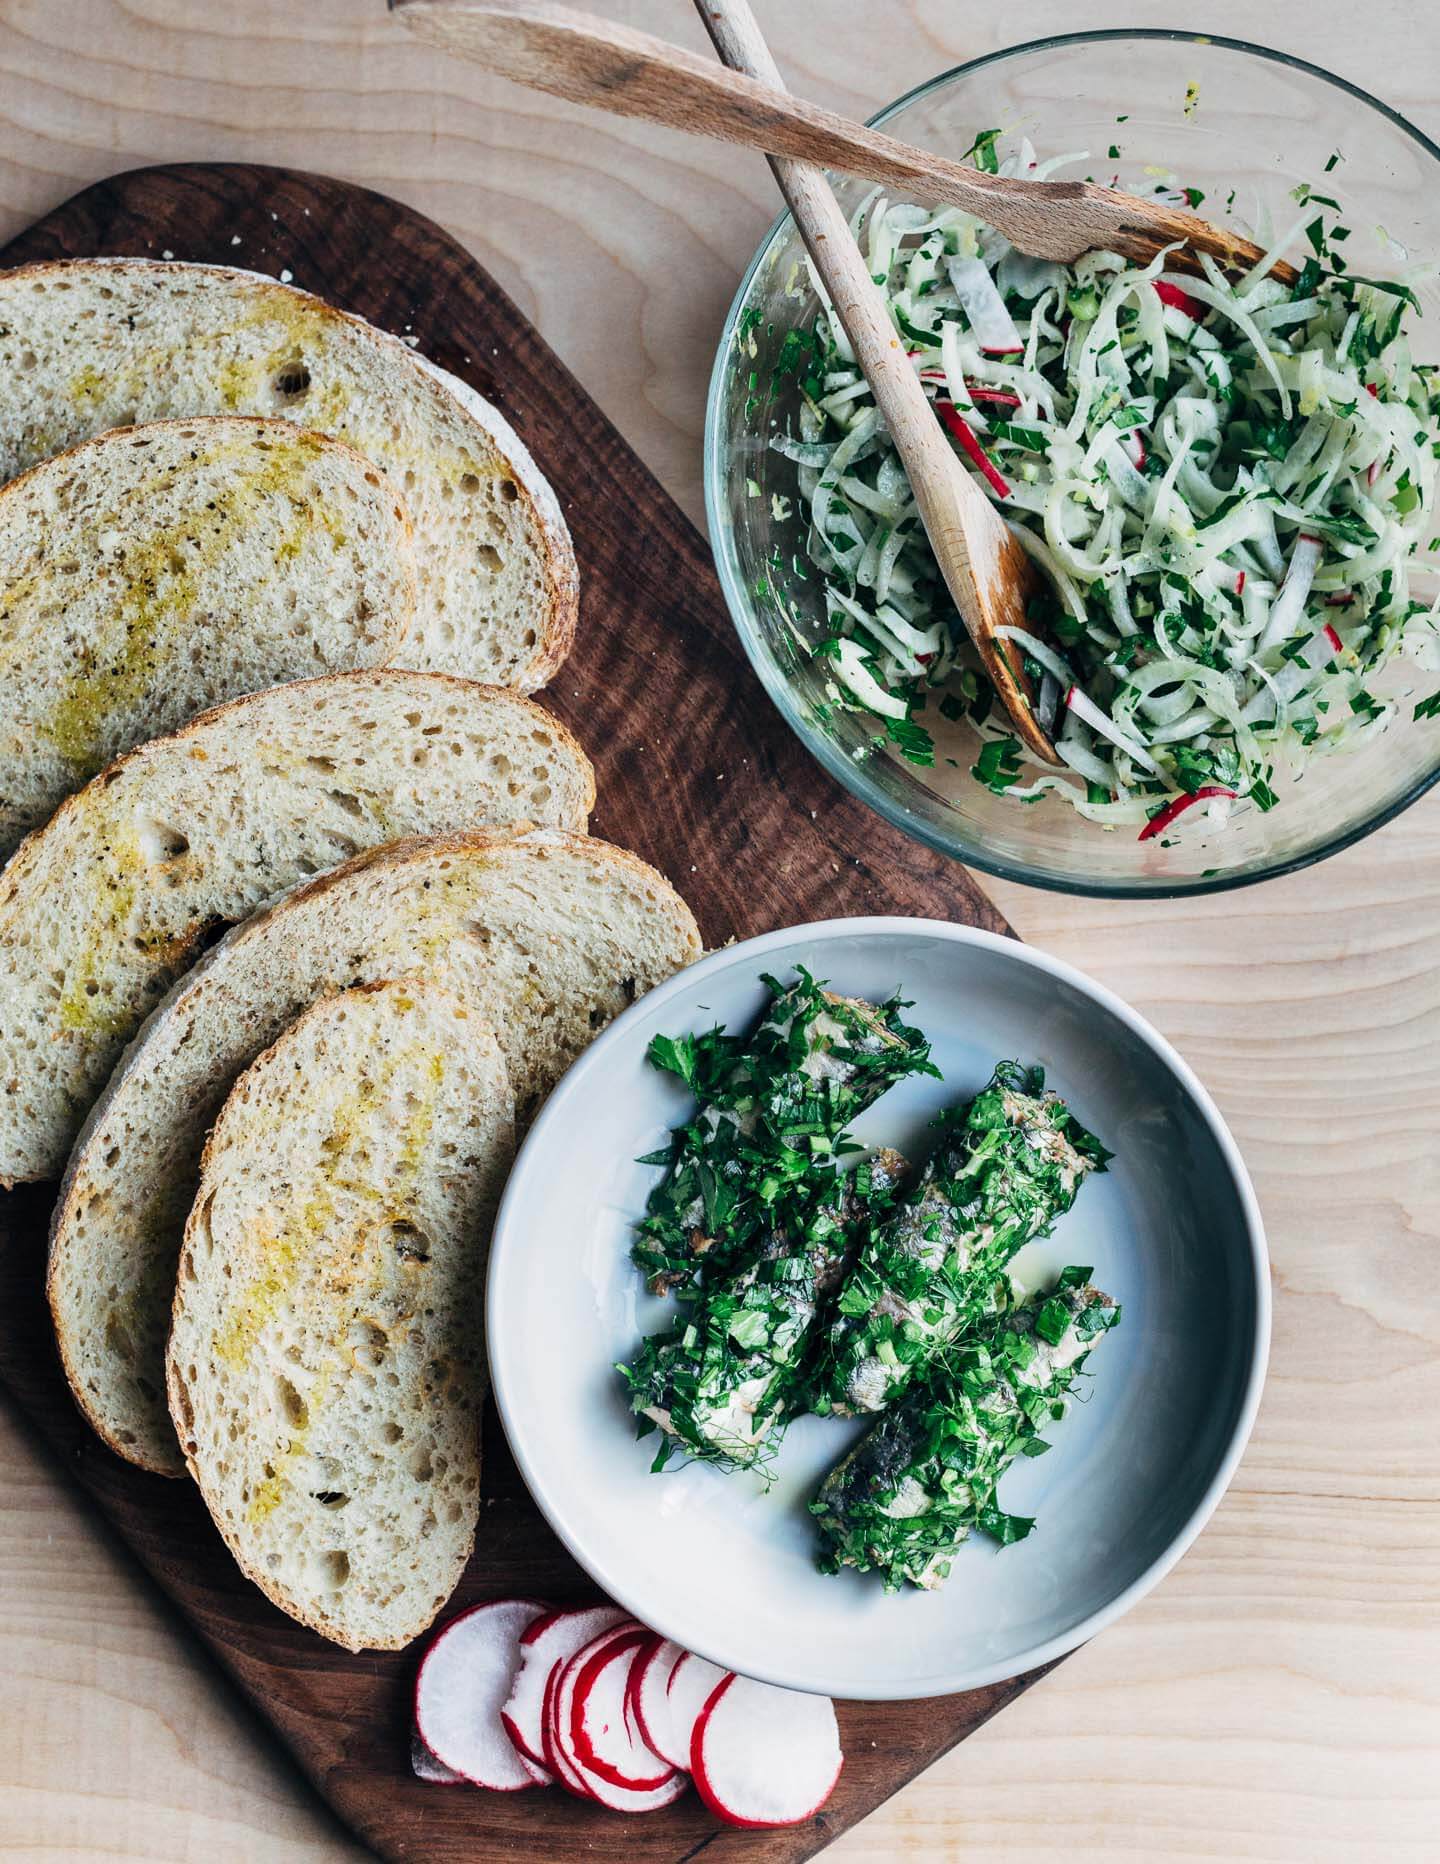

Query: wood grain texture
[0,157,1020,1864]
[0,3,1436,1862]
[394,0,1298,280]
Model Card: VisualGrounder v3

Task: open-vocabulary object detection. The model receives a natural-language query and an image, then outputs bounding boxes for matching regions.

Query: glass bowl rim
[702,26,1440,900]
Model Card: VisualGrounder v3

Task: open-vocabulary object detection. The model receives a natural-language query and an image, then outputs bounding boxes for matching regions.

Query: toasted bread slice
[168,980,513,1651]
[0,416,419,855]
[50,827,701,1476]
[0,671,593,1184]
[0,260,577,688]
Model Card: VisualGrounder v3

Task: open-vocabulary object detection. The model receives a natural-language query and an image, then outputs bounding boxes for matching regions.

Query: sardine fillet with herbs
[818,1063,1106,1416]
[813,1276,1120,1592]
[625,1149,909,1466]
[630,970,934,1297]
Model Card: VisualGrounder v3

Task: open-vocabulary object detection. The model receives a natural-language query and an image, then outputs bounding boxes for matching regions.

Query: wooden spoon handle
[691,0,1057,764]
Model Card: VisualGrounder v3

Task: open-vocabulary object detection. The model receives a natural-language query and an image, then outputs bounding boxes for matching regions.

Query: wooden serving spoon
[395,0,1091,759]
[390,0,1296,285]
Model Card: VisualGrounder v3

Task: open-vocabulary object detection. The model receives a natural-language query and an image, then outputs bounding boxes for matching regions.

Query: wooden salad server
[389,0,1297,282]
[394,0,1088,759]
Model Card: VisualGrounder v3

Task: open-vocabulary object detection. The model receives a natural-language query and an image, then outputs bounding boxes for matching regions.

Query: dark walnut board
[0,165,1040,1862]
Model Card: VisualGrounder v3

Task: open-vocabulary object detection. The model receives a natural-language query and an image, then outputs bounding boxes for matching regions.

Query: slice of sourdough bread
[0,416,418,855]
[0,671,593,1184]
[167,980,513,1651]
[49,827,701,1476]
[0,260,577,689]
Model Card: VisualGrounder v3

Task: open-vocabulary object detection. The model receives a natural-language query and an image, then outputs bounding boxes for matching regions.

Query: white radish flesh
[413,1598,550,1792]
[692,1674,844,1829]
[661,1650,732,1774]
[1065,686,1162,776]
[499,1603,629,1774]
[630,1636,687,1765]
[947,256,1023,354]
[570,1629,675,1790]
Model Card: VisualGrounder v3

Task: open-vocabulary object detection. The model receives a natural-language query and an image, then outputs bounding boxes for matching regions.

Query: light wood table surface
[1,2,1436,1859]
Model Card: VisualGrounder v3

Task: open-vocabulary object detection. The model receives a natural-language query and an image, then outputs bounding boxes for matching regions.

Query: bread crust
[166,978,507,1648]
[0,673,597,1187]
[0,260,579,690]
[47,827,701,1473]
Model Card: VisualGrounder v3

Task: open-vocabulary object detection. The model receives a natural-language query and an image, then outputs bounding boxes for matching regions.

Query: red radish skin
[935,402,1011,497]
[691,1674,843,1830]
[1323,622,1344,651]
[550,1627,637,1794]
[630,1637,686,1764]
[552,1629,687,1813]
[412,1598,550,1792]
[1137,785,1238,841]
[569,1629,675,1791]
[912,364,1022,409]
[1234,569,1246,596]
[621,1635,656,1749]
[542,1661,599,1801]
[500,1603,628,1774]
[1153,278,1208,321]
[659,1651,732,1774]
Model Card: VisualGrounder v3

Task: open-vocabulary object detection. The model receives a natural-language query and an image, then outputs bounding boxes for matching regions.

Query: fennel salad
[755,131,1440,837]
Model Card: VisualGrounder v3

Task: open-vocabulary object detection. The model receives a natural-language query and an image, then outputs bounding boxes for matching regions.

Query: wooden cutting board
[0,164,1042,1863]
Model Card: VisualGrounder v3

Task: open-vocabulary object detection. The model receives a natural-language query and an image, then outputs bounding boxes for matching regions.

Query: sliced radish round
[629,1636,686,1765]
[413,1598,551,1791]
[692,1674,843,1829]
[570,1629,674,1790]
[551,1626,687,1812]
[543,1658,598,1800]
[660,1650,732,1774]
[410,1733,468,1786]
[500,1603,629,1775]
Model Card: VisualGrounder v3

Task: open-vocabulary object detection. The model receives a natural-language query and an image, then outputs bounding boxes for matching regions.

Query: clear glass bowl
[704,31,1440,897]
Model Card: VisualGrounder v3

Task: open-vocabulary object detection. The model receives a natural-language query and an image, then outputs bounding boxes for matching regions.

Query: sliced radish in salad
[628,1635,686,1764]
[936,402,1011,498]
[1137,784,1238,841]
[947,255,1023,353]
[499,1602,628,1774]
[964,381,1022,407]
[413,1598,550,1791]
[660,1651,733,1773]
[691,1674,844,1830]
[1152,278,1208,322]
[1065,686,1161,776]
[569,1628,675,1791]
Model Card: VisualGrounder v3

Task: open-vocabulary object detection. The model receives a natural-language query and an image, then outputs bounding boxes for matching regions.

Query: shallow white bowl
[487,921,1269,1700]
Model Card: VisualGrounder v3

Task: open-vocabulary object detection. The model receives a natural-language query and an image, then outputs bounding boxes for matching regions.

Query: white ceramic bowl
[487,921,1269,1699]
